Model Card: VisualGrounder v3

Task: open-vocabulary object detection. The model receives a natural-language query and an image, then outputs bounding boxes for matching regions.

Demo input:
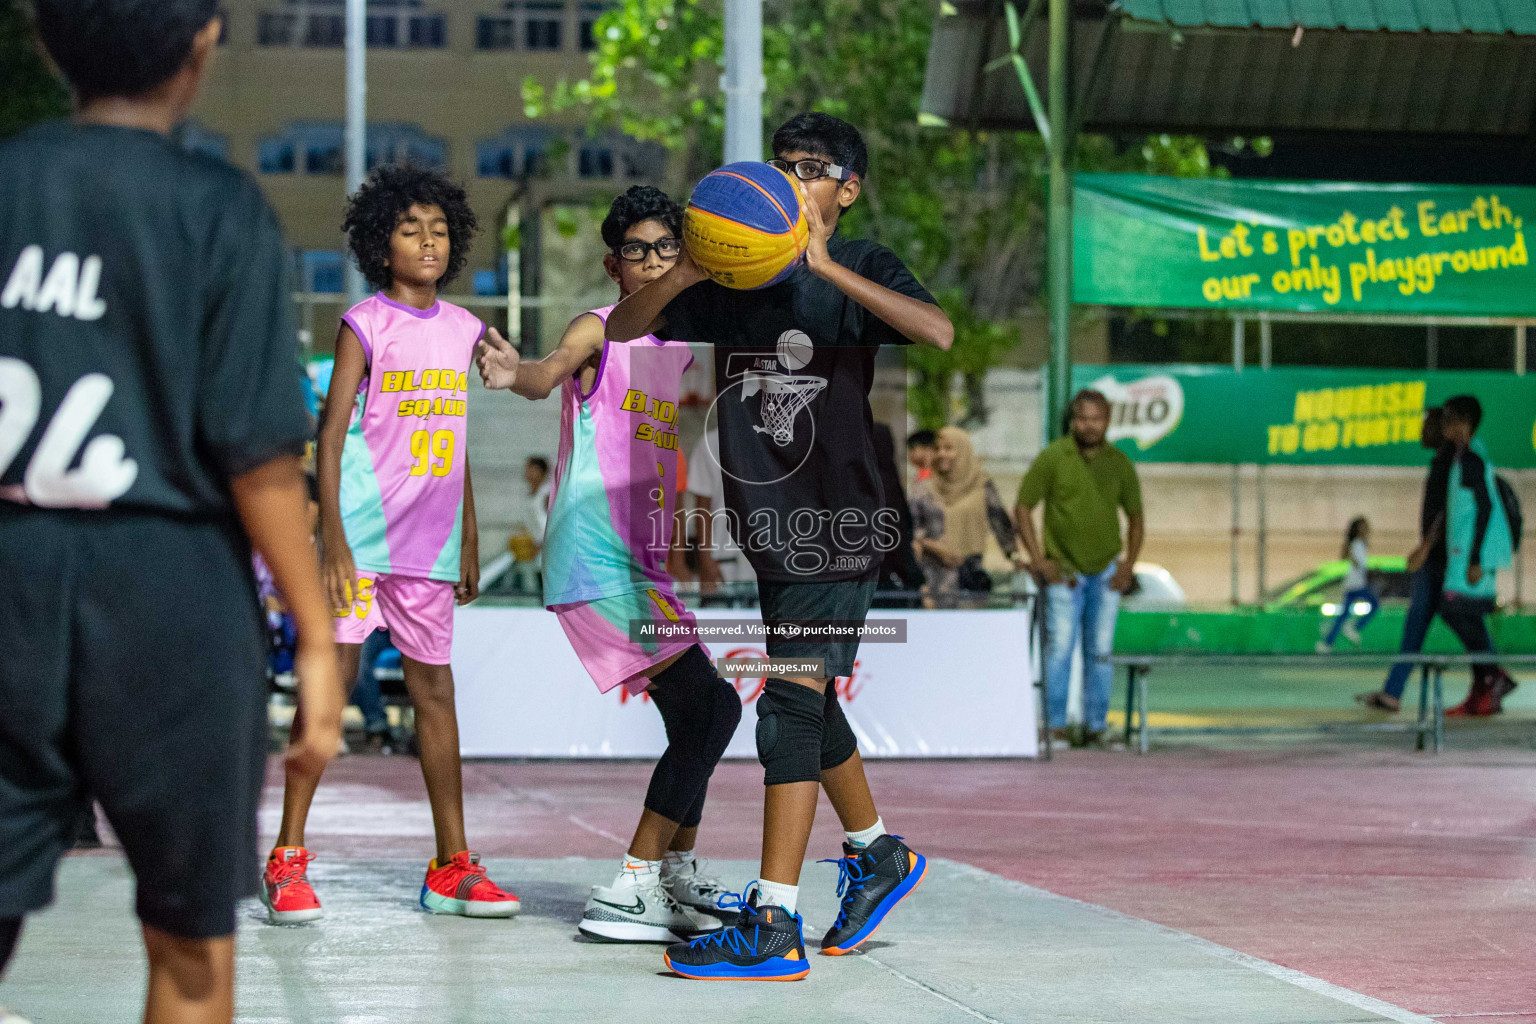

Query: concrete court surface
[3,749,1533,1023]
[5,855,1426,1024]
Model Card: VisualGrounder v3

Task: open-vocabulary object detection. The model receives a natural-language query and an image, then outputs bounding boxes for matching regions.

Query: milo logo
[1089,373,1184,450]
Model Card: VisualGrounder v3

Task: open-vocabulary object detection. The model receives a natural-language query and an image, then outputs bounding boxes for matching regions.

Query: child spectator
[1318,517,1378,651]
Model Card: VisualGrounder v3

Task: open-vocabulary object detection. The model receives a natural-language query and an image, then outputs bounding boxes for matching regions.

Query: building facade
[189,0,665,305]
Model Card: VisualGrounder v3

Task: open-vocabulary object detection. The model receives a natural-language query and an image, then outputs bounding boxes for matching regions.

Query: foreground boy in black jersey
[0,4,341,1022]
[606,113,953,979]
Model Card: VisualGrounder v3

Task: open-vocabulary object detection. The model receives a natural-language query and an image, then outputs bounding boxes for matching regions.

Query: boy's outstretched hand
[476,328,521,391]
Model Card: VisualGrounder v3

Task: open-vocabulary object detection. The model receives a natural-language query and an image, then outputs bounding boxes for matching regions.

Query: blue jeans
[1045,561,1121,731]
[351,629,392,734]
[1382,568,1439,699]
[1325,587,1379,645]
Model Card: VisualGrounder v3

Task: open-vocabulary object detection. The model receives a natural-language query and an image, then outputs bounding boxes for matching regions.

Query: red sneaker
[421,851,520,918]
[1489,670,1519,713]
[1445,675,1497,717]
[263,847,322,924]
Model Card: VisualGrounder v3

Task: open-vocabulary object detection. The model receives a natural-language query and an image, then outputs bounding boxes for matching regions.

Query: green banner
[1070,365,1536,467]
[1074,174,1536,315]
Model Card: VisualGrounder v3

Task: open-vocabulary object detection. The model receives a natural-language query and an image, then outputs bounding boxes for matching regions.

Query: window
[303,250,345,294]
[257,122,339,174]
[306,136,344,175]
[579,2,609,51]
[304,12,345,45]
[259,3,442,48]
[524,1,563,50]
[368,122,448,172]
[477,142,515,178]
[578,138,613,179]
[258,138,296,174]
[621,140,665,180]
[257,11,297,44]
[367,8,446,46]
[477,16,515,48]
[262,121,444,176]
[476,127,553,179]
[408,13,446,46]
[175,121,229,161]
[366,13,398,45]
[479,3,573,52]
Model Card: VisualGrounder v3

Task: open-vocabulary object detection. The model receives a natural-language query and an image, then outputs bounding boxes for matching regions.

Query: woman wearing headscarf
[909,426,1020,601]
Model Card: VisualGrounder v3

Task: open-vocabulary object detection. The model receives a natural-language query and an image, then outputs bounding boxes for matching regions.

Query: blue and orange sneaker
[663,889,809,981]
[819,834,927,955]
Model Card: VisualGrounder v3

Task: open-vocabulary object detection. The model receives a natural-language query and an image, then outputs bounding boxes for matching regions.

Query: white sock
[846,817,886,849]
[754,879,799,913]
[612,856,661,889]
[661,849,695,876]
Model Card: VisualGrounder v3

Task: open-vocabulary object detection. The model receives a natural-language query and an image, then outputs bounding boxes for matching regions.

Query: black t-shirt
[1421,444,1455,567]
[661,233,935,582]
[0,121,309,518]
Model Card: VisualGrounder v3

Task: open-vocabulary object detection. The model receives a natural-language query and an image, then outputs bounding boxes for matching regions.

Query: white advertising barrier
[452,607,1038,758]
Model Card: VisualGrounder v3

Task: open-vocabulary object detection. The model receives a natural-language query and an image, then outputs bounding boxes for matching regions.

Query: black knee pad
[820,685,858,771]
[644,645,743,825]
[756,678,826,786]
[0,917,20,976]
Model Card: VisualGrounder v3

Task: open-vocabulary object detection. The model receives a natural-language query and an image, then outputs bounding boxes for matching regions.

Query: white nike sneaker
[577,876,722,943]
[663,859,731,916]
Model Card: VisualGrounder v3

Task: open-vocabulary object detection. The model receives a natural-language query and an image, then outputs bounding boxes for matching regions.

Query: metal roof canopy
[921,0,1536,139]
[920,0,1533,608]
[920,0,1536,441]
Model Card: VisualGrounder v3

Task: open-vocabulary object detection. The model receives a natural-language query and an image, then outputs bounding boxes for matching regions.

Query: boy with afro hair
[262,165,523,924]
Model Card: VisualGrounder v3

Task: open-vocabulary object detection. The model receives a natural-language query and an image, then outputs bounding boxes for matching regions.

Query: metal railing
[1103,652,1536,755]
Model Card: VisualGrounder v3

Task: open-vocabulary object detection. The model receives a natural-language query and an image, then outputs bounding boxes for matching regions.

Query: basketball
[683,162,810,290]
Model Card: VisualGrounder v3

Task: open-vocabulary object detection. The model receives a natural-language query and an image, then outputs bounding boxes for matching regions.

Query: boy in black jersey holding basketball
[0,3,341,1022]
[611,113,952,979]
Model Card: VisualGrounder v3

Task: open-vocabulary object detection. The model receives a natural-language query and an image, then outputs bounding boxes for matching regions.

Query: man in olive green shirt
[1016,390,1144,744]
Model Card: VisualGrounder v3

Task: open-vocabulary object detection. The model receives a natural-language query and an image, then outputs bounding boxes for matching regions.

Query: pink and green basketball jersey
[543,306,694,606]
[338,293,483,582]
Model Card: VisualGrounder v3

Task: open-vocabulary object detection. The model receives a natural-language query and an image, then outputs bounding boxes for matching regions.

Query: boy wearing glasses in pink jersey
[476,186,743,944]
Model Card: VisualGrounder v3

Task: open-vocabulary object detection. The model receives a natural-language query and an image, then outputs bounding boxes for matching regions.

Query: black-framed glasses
[614,237,682,262]
[768,157,857,183]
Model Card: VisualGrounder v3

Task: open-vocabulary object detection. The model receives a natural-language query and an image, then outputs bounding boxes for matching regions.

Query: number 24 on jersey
[0,358,137,508]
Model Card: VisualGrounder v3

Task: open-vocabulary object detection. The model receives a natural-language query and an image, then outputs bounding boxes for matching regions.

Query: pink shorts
[334,571,454,665]
[552,587,709,695]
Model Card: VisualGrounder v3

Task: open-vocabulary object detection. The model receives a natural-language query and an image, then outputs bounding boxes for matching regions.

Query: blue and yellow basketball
[683,162,810,290]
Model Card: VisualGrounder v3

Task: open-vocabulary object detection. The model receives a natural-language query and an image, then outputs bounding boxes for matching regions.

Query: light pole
[1045,0,1073,439]
[344,0,367,303]
[721,0,764,164]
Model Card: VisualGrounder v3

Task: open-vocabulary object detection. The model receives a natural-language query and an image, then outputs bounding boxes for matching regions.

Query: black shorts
[0,506,269,939]
[757,578,878,678]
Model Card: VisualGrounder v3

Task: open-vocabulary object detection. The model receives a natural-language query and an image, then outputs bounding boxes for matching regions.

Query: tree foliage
[0,3,69,140]
[524,0,1223,427]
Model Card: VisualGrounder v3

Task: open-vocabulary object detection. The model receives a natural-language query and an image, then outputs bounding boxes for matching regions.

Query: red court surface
[266,746,1536,1023]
